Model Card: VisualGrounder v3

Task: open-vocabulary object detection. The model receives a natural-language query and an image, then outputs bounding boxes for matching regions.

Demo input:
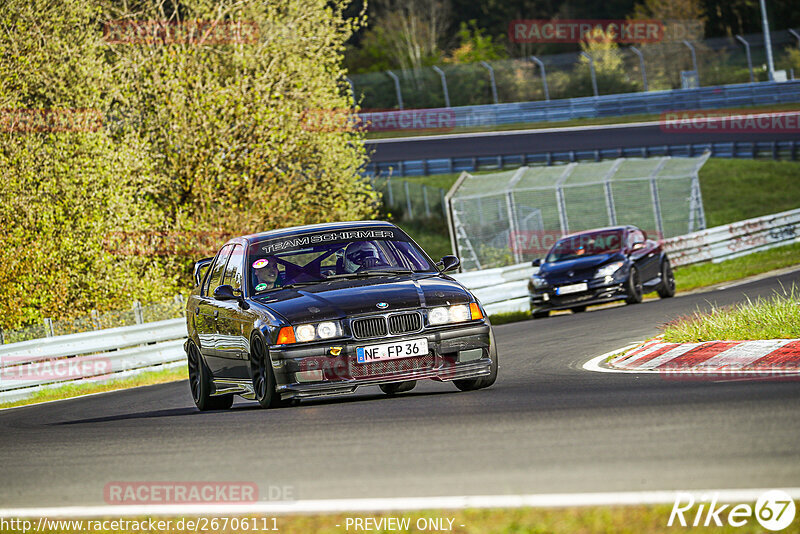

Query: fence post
[682,40,700,85]
[404,181,413,219]
[735,35,754,83]
[386,70,404,110]
[44,318,54,337]
[480,61,499,105]
[423,185,431,217]
[0,328,4,344]
[91,309,100,330]
[529,56,550,101]
[630,46,648,91]
[580,52,599,97]
[133,301,144,325]
[432,66,450,108]
[649,158,668,239]
[441,189,447,218]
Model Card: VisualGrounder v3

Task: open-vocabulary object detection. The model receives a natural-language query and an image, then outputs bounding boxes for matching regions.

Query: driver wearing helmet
[343,241,383,273]
[252,256,280,291]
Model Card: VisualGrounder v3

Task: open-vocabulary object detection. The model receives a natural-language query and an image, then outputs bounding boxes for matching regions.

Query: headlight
[531,275,548,288]
[428,304,473,326]
[286,321,343,344]
[594,261,624,278]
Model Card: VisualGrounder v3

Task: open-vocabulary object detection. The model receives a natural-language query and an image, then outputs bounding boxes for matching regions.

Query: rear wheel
[187,342,233,411]
[657,259,676,298]
[250,334,285,409]
[571,305,587,313]
[625,267,644,304]
[380,381,416,395]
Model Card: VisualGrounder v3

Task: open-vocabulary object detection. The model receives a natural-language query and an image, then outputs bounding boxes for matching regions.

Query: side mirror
[213,285,249,308]
[531,258,542,267]
[632,242,646,251]
[438,255,460,272]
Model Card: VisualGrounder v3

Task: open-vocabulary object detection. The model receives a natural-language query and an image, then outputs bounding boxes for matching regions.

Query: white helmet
[343,241,381,273]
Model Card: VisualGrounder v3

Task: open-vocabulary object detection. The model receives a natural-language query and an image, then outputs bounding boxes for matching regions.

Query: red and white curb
[584,339,800,376]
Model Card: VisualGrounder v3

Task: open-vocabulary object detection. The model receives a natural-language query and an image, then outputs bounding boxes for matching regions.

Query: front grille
[351,317,387,339]
[388,312,421,334]
[350,354,435,379]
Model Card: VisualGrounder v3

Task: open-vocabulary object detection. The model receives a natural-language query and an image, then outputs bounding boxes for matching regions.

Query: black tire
[454,332,499,392]
[531,310,549,319]
[187,342,233,411]
[250,333,285,409]
[379,381,417,395]
[625,267,644,304]
[571,305,587,313]
[657,258,676,298]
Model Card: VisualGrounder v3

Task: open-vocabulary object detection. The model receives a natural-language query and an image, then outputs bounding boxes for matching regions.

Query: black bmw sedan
[527,225,675,318]
[185,220,498,410]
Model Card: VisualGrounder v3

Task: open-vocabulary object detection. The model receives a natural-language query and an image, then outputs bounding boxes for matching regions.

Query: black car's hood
[253,274,471,324]
[540,253,623,281]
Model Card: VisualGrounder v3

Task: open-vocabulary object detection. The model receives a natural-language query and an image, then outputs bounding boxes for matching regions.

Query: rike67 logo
[668,490,796,531]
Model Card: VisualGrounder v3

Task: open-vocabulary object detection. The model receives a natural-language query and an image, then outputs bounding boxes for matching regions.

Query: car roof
[559,225,634,240]
[239,220,399,245]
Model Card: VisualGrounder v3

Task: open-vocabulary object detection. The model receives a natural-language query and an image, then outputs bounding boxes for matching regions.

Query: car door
[214,244,252,380]
[628,229,660,282]
[197,244,233,373]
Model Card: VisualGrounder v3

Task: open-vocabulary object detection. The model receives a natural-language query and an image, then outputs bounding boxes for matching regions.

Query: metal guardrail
[2,209,797,402]
[367,140,800,177]
[361,80,800,132]
[452,208,800,315]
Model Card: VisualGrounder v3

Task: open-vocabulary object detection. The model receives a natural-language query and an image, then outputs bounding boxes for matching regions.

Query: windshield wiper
[324,269,414,280]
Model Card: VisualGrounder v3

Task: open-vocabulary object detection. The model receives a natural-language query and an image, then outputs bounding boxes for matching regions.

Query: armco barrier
[2,209,796,402]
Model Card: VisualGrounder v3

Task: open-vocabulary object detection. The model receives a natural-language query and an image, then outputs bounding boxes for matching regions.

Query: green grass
[488,311,530,325]
[364,102,800,140]
[661,286,800,342]
[0,364,188,410]
[10,504,797,533]
[675,241,800,292]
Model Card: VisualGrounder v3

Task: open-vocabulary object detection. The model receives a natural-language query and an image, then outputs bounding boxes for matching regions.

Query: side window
[223,245,244,290]
[203,245,233,296]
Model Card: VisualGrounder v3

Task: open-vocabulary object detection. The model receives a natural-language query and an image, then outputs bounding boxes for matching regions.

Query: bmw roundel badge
[376,302,389,309]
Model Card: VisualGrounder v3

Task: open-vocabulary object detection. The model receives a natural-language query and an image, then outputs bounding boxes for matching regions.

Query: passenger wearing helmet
[343,241,384,273]
[252,256,280,291]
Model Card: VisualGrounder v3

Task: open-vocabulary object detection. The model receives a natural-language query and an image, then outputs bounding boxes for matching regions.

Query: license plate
[356,338,429,364]
[556,283,588,295]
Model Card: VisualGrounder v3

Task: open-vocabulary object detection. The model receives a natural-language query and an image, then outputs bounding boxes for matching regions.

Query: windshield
[545,230,623,263]
[247,228,436,294]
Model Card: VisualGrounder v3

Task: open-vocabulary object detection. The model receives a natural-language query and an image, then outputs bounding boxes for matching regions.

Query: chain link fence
[370,177,448,220]
[351,30,800,110]
[446,155,710,271]
[0,295,186,345]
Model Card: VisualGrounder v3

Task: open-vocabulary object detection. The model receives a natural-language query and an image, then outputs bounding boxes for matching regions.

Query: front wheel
[531,310,549,319]
[625,267,644,304]
[571,305,587,313]
[250,333,284,408]
[454,332,499,392]
[657,259,676,298]
[187,342,233,411]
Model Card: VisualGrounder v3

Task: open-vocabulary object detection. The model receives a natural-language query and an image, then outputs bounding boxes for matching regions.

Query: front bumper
[529,281,627,311]
[269,323,493,400]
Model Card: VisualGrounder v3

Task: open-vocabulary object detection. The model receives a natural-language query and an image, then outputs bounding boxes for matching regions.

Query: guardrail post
[133,301,144,325]
[630,46,648,91]
[580,52,599,97]
[386,70,404,110]
[735,35,754,83]
[432,66,450,108]
[91,309,100,330]
[480,61,499,105]
[44,318,54,338]
[529,56,550,101]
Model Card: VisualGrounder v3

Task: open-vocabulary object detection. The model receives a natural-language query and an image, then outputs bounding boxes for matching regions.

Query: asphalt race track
[1,270,799,508]
[365,120,800,162]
